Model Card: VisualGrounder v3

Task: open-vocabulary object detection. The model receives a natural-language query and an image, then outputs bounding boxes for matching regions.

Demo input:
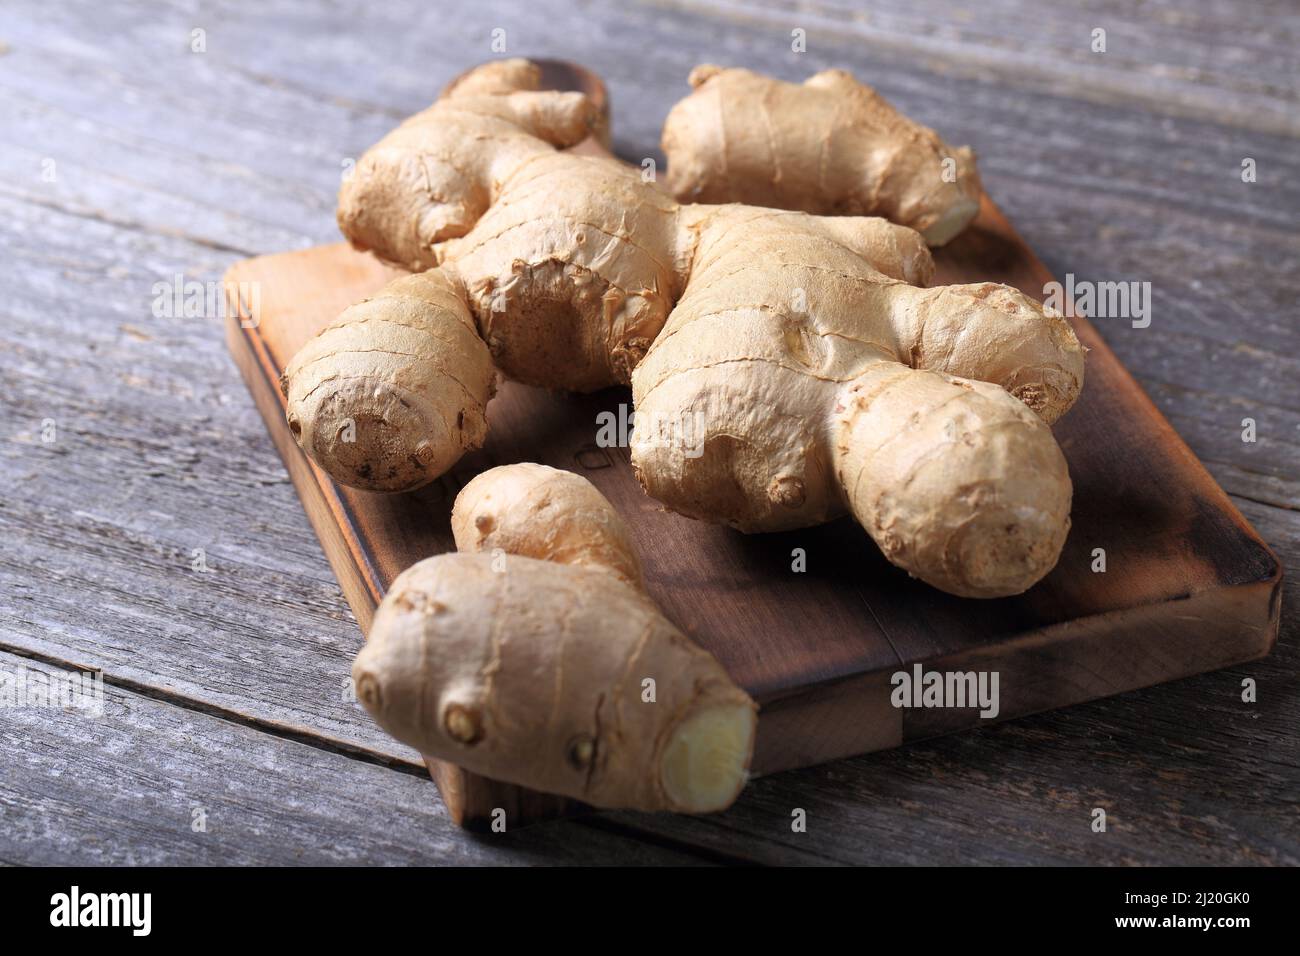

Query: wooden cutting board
[224,62,1282,829]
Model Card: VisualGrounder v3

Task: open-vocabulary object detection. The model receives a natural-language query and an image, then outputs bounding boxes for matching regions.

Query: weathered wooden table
[1,0,1295,865]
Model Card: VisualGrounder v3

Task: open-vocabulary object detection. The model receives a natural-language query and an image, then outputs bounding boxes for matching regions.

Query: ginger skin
[286,60,1086,597]
[662,65,983,246]
[631,205,1079,597]
[337,60,598,273]
[282,269,494,492]
[352,464,758,813]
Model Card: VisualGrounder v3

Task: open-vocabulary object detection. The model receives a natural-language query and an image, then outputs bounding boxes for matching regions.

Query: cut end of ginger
[660,703,757,813]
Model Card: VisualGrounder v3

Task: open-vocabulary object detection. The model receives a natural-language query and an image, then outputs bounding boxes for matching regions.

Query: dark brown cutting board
[223,62,1281,829]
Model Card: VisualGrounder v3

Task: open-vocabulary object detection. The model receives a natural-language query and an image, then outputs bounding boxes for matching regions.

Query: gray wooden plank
[0,0,1295,863]
[0,651,706,864]
[3,0,1295,516]
[0,190,416,761]
[659,0,1299,135]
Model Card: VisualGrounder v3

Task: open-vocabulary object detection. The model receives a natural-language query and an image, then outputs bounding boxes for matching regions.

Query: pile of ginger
[281,60,1085,814]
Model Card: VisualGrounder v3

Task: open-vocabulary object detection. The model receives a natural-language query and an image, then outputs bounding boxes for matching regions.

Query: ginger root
[286,59,1086,597]
[337,59,598,272]
[352,464,758,813]
[282,269,496,492]
[631,205,1080,597]
[662,65,983,246]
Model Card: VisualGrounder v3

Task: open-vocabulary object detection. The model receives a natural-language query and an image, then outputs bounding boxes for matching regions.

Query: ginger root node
[443,703,484,745]
[768,475,806,508]
[567,735,596,770]
[355,672,382,711]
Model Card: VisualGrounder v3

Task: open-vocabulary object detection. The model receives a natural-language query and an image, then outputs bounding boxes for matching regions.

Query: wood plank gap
[648,0,1300,136]
[0,184,262,259]
[572,816,763,866]
[0,640,428,777]
[1230,493,1300,515]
